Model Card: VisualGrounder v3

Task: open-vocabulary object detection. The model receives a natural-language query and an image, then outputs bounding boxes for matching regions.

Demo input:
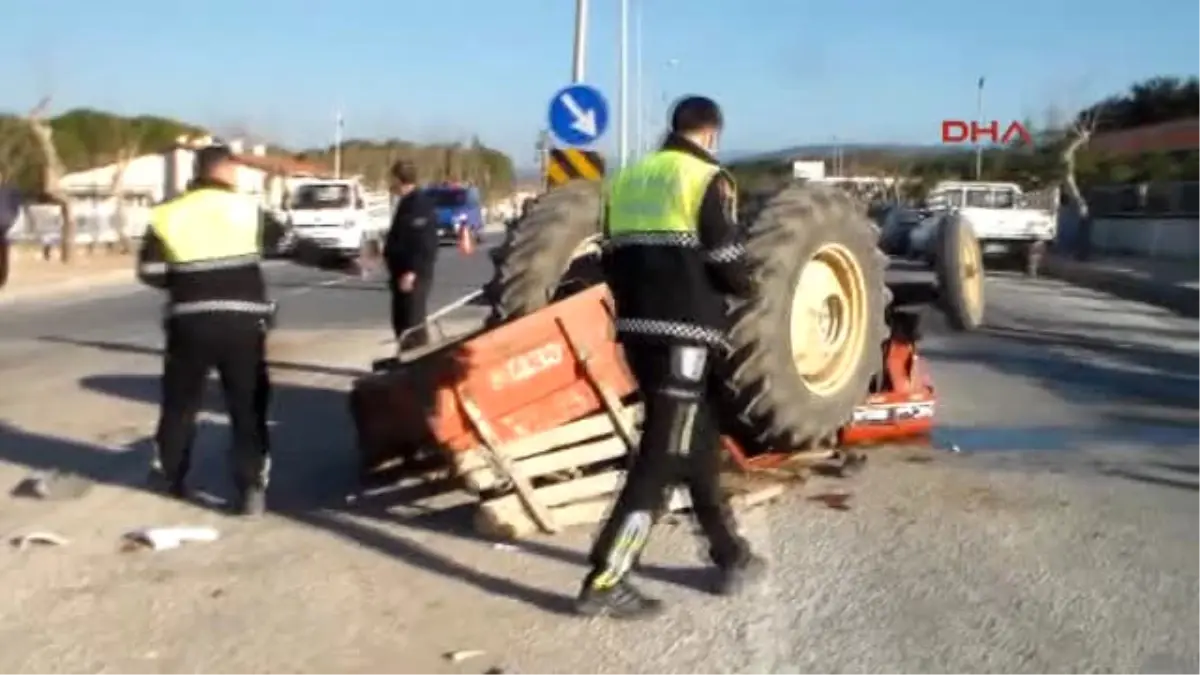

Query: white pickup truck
[284,178,387,261]
[909,180,1058,275]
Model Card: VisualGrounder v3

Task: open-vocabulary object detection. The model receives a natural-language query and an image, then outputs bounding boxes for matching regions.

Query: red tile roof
[1089,117,1199,156]
[233,153,332,177]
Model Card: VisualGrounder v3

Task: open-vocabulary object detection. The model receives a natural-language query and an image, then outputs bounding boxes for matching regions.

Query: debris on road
[809,492,853,511]
[444,649,487,663]
[121,526,219,552]
[9,531,70,550]
[11,470,94,501]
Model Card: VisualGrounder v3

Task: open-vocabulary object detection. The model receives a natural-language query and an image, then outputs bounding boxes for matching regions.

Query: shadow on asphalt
[0,423,153,492]
[0,370,713,615]
[923,319,1199,411]
[36,336,369,380]
[923,311,1199,492]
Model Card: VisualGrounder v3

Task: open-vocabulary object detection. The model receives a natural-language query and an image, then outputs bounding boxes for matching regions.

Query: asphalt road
[0,247,488,366]
[0,244,1195,673]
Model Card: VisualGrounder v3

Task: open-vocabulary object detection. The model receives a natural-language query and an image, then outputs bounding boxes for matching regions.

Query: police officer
[383,160,439,351]
[575,96,766,619]
[136,144,274,516]
[0,171,23,289]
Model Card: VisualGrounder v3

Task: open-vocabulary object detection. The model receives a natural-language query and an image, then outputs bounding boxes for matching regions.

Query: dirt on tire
[725,183,890,451]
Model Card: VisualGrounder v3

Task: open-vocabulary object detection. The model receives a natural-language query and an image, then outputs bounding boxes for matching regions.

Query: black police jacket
[602,134,754,348]
[384,189,440,279]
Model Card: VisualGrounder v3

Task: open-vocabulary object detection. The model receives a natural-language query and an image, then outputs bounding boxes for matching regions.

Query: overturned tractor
[351,178,985,538]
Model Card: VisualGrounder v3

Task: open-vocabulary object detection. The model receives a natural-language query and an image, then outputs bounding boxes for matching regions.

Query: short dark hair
[670,96,724,135]
[390,160,419,185]
[194,144,234,178]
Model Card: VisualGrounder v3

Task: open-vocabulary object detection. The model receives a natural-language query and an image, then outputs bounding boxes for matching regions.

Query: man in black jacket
[383,161,439,350]
[575,96,766,620]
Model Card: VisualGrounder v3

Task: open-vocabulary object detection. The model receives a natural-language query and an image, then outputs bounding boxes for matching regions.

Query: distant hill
[0,108,517,197]
[296,137,514,198]
[724,143,957,165]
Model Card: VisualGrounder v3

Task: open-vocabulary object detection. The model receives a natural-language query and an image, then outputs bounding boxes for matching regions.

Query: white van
[285,179,377,260]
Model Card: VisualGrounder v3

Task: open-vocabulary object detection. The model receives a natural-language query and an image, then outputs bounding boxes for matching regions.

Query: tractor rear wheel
[487,180,891,453]
[487,180,604,322]
[934,214,986,331]
[724,184,890,450]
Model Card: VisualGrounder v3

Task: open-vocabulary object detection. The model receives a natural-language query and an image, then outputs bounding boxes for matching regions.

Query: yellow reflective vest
[606,150,721,237]
[150,188,261,263]
[143,187,271,318]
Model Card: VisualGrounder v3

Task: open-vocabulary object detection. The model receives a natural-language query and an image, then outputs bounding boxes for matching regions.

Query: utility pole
[975,76,985,180]
[634,0,644,158]
[333,109,344,179]
[618,0,630,168]
[572,0,588,82]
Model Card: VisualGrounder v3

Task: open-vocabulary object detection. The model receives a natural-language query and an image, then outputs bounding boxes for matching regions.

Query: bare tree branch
[25,96,75,262]
[1060,105,1103,220]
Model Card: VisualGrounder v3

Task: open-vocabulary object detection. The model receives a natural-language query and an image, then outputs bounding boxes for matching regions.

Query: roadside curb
[0,268,135,307]
[1042,255,1199,318]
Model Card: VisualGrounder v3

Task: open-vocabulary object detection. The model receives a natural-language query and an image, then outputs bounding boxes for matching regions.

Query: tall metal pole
[572,0,588,82]
[634,0,644,157]
[974,76,985,180]
[618,0,630,167]
[334,109,343,179]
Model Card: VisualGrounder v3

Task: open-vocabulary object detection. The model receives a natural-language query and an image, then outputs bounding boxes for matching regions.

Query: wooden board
[454,405,643,493]
[476,479,787,540]
[454,396,791,540]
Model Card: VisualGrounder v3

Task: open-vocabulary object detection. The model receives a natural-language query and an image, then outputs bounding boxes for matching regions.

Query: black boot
[234,485,267,517]
[714,552,768,596]
[146,468,187,499]
[574,578,664,620]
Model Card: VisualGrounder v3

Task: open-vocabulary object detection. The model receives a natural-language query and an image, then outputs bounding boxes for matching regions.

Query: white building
[14,136,334,245]
[58,135,332,209]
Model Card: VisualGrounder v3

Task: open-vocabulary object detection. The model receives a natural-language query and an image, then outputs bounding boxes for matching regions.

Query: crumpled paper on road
[121,526,219,551]
[11,470,94,501]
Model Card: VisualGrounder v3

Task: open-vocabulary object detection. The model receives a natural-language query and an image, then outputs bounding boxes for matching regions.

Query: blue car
[425,183,483,245]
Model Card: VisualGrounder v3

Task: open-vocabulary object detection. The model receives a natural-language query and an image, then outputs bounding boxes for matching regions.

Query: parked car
[425,183,484,246]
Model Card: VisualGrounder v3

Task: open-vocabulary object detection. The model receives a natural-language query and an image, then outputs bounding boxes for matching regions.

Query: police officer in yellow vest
[575,96,766,620]
[137,144,273,517]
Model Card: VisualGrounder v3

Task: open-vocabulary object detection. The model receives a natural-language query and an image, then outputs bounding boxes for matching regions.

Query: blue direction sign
[547,84,610,147]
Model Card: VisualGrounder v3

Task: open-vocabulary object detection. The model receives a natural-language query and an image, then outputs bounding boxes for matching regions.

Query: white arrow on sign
[560,92,598,138]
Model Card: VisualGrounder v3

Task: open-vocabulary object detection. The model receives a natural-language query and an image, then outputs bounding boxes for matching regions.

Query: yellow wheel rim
[788,243,869,397]
[959,229,984,320]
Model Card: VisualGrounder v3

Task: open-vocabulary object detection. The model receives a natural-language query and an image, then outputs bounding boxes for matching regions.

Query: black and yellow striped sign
[545,148,605,186]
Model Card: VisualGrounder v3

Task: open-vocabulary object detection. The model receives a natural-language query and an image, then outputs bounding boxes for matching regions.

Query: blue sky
[1,0,1196,167]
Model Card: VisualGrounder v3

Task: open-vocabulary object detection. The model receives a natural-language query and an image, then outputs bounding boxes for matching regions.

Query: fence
[1057,181,1199,261]
[1084,181,1198,218]
[7,203,151,245]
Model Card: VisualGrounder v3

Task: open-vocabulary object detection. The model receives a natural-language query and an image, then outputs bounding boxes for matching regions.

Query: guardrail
[1057,181,1199,261]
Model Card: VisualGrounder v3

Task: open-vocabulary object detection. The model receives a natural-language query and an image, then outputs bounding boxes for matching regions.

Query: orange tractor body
[351,284,934,478]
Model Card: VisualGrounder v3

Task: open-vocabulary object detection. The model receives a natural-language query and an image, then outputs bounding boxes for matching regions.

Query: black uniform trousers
[586,341,748,588]
[155,314,271,490]
[0,239,9,289]
[388,275,432,351]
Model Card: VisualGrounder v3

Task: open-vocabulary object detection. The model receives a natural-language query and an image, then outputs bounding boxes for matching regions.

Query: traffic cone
[457,226,475,255]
